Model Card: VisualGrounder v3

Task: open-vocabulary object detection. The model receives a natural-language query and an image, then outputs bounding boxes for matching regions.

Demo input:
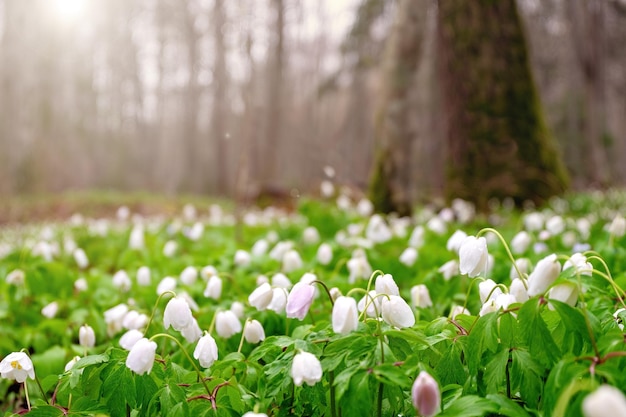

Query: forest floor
[0,191,228,225]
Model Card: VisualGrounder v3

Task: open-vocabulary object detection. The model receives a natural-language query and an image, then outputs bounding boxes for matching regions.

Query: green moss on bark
[438,0,569,210]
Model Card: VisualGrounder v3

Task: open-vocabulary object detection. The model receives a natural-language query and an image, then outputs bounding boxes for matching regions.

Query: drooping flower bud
[215,310,242,338]
[248,283,274,311]
[119,329,144,350]
[375,274,400,297]
[582,385,626,417]
[244,319,266,344]
[163,296,193,332]
[291,351,323,387]
[332,296,359,334]
[510,278,529,303]
[511,231,532,254]
[548,282,579,307]
[180,266,198,286]
[316,243,333,265]
[73,248,89,269]
[79,324,96,348]
[125,338,157,375]
[286,282,315,320]
[381,295,415,328]
[204,275,222,300]
[527,254,561,297]
[446,230,468,253]
[459,236,489,277]
[136,266,151,286]
[411,371,441,417]
[194,333,219,368]
[479,279,502,304]
[438,260,459,281]
[411,285,433,308]
[399,247,418,267]
[282,250,303,273]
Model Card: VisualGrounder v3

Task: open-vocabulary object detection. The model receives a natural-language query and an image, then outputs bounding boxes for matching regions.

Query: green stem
[144,290,177,334]
[365,270,385,295]
[311,280,335,307]
[329,370,337,417]
[24,381,31,411]
[331,258,348,279]
[149,333,211,396]
[237,320,249,354]
[477,227,526,287]
[376,381,383,417]
[585,254,626,308]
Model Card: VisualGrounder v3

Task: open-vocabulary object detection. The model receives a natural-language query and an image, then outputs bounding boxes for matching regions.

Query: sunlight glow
[51,0,86,23]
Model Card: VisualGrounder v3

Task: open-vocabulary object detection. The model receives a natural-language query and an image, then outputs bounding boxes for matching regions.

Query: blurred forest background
[1,0,626,205]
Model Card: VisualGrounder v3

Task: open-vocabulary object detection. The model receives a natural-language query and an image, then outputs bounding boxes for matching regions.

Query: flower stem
[144,290,177,334]
[477,228,526,287]
[311,280,335,307]
[376,381,383,417]
[237,320,249,354]
[149,333,211,396]
[329,370,337,417]
[24,381,31,411]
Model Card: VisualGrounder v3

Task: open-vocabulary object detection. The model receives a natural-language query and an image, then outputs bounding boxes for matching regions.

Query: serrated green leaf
[467,312,499,373]
[511,349,544,409]
[437,343,467,386]
[485,348,510,393]
[518,299,560,367]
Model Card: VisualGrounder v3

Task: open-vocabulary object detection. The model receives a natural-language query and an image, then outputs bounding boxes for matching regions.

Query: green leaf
[486,393,532,417]
[439,395,499,417]
[518,299,560,367]
[436,343,467,386]
[101,362,136,416]
[24,406,65,417]
[511,349,544,409]
[372,363,410,387]
[550,300,593,355]
[485,348,510,393]
[467,312,499,373]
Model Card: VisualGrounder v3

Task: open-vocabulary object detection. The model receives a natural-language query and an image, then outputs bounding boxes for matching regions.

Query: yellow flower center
[11,360,22,370]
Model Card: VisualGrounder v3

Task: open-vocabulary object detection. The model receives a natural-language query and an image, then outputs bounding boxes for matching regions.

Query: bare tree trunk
[369,0,427,215]
[211,0,228,195]
[438,0,569,209]
[183,2,201,192]
[566,0,610,186]
[260,0,285,186]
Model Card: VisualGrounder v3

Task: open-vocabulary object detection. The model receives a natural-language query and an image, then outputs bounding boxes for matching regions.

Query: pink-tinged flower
[126,338,157,375]
[286,282,315,320]
[291,351,323,386]
[412,371,440,417]
[194,333,219,368]
[582,385,626,417]
[163,296,193,331]
[332,296,359,334]
[0,352,35,383]
[459,236,489,277]
[381,295,415,328]
[527,254,561,297]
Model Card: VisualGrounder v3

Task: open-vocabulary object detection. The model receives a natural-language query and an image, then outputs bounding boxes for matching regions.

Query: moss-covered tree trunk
[438,0,569,210]
[368,0,427,216]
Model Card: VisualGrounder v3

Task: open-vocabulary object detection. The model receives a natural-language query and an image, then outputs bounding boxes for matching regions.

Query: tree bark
[368,0,427,216]
[438,0,569,210]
